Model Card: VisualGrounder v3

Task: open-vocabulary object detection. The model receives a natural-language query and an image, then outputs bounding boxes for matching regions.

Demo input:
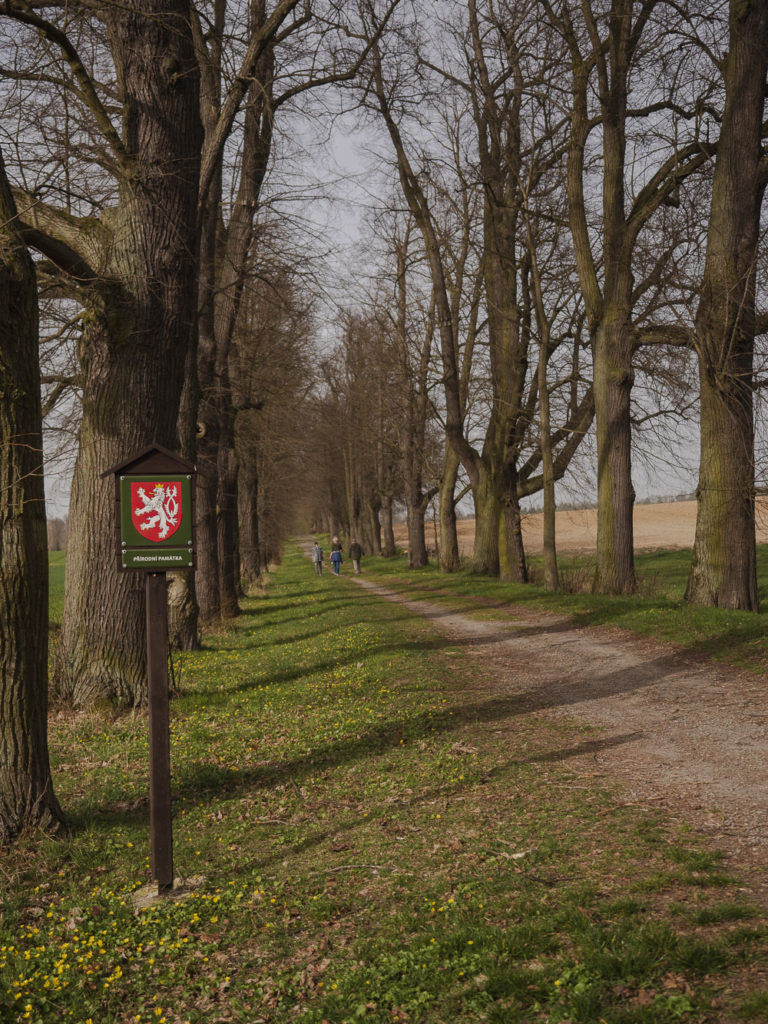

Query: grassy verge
[356,545,768,674]
[5,544,768,1023]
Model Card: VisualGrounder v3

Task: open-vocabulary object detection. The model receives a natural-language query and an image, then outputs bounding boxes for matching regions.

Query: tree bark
[368,495,382,555]
[686,360,757,609]
[194,196,223,622]
[538,333,559,591]
[685,0,768,611]
[168,329,201,651]
[0,148,66,839]
[499,465,528,584]
[217,433,241,613]
[438,445,461,572]
[471,469,500,575]
[167,573,200,652]
[238,458,261,588]
[406,503,429,568]
[592,317,636,594]
[380,496,396,557]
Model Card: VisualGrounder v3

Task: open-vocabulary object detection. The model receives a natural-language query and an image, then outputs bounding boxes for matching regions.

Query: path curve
[349,575,768,889]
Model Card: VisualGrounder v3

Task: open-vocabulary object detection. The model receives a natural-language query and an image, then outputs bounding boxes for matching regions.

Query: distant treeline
[47,517,67,551]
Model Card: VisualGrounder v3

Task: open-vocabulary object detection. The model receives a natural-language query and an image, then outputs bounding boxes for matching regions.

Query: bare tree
[540,0,716,594]
[389,223,440,566]
[0,146,65,839]
[192,0,302,622]
[190,0,402,622]
[361,0,593,580]
[3,0,204,707]
[233,252,315,581]
[685,0,768,610]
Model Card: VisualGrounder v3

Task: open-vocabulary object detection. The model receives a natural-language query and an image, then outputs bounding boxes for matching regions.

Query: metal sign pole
[146,571,173,894]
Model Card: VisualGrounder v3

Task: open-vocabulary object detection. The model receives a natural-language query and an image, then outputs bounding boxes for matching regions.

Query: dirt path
[350,575,768,896]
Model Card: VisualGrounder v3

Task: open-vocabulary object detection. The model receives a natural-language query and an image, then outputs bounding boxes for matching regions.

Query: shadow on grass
[184,645,684,785]
[231,729,645,876]
[211,591,415,651]
[76,718,643,836]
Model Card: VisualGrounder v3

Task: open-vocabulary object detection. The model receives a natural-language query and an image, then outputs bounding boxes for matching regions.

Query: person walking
[330,547,343,575]
[311,540,323,575]
[349,540,363,574]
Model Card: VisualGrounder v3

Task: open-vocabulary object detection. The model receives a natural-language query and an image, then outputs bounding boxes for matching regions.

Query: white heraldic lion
[134,483,180,540]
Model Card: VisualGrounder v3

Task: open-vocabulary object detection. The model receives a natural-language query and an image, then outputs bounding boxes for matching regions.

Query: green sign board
[119,474,194,571]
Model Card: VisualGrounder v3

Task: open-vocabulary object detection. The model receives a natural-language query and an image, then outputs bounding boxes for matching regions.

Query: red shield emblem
[130,481,182,543]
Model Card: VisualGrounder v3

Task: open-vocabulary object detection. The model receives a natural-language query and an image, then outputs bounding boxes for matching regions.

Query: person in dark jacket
[349,540,363,574]
[311,540,323,575]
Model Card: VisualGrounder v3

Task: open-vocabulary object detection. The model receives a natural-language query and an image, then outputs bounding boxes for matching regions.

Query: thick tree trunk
[60,418,148,705]
[238,463,261,588]
[194,427,221,620]
[686,361,757,608]
[560,5,637,598]
[484,193,527,584]
[592,319,636,595]
[380,497,396,557]
[368,498,382,556]
[328,517,341,547]
[407,504,428,568]
[403,433,430,569]
[472,468,500,575]
[499,465,527,583]
[168,339,200,651]
[538,334,558,590]
[194,199,223,622]
[55,1,202,706]
[439,445,461,572]
[217,433,240,615]
[685,0,767,611]
[0,151,66,839]
[167,573,200,652]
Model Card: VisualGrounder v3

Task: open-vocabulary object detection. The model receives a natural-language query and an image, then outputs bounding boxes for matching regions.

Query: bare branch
[2,0,132,176]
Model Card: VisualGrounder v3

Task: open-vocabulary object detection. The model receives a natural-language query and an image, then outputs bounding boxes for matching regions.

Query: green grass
[355,543,768,674]
[5,543,765,1022]
[47,542,768,669]
[48,551,66,626]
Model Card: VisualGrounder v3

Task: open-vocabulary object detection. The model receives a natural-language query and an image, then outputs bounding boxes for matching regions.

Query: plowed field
[396,497,768,556]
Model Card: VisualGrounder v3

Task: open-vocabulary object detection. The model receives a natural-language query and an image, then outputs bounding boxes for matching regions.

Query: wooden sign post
[103,445,196,895]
